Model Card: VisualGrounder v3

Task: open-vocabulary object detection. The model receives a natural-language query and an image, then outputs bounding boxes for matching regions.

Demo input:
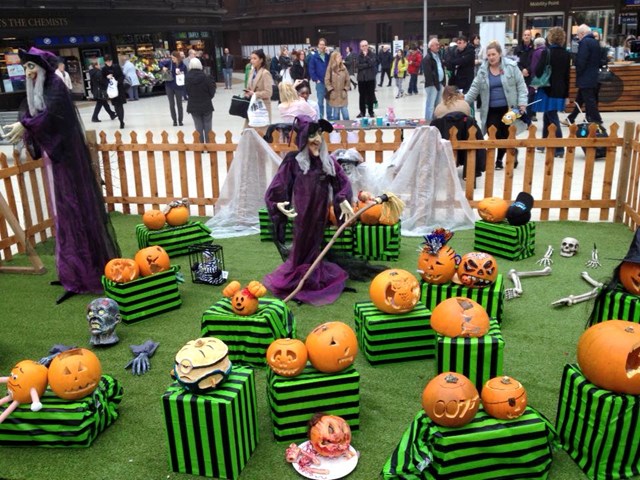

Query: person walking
[244,49,274,134]
[102,54,127,129]
[324,50,350,120]
[422,38,445,122]
[378,45,393,87]
[308,38,330,119]
[55,59,73,91]
[89,60,116,123]
[122,55,140,101]
[406,46,422,95]
[356,40,377,118]
[222,47,234,90]
[185,58,216,143]
[160,51,187,126]
[390,49,408,98]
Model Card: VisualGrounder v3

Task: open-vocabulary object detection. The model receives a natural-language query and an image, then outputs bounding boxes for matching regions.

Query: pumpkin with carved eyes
[431,297,490,338]
[5,360,48,404]
[174,337,232,392]
[165,205,189,227]
[305,322,357,373]
[370,269,421,314]
[222,280,267,316]
[142,209,166,230]
[417,245,457,285]
[266,338,308,377]
[422,372,480,428]
[457,252,498,288]
[48,348,102,400]
[477,197,509,223]
[134,245,171,277]
[308,413,352,458]
[619,262,640,296]
[481,376,528,420]
[104,258,140,283]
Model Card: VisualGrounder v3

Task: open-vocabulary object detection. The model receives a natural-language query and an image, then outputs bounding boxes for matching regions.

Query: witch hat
[622,229,640,264]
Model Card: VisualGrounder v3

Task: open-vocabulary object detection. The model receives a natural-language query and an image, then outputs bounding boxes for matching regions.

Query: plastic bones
[504,267,552,300]
[560,237,580,257]
[586,243,602,269]
[551,271,604,307]
[285,443,329,476]
[536,245,554,267]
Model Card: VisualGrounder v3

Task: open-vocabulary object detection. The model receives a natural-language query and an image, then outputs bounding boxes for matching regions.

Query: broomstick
[283,193,404,303]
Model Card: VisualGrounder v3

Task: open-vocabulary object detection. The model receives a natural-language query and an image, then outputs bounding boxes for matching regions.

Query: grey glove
[125,340,159,376]
[38,344,77,367]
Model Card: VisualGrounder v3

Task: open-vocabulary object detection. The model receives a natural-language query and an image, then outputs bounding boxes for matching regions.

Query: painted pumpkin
[104,258,140,283]
[417,245,457,285]
[457,252,498,288]
[165,205,189,226]
[174,338,232,392]
[431,297,490,338]
[477,197,509,223]
[422,372,480,428]
[577,320,640,395]
[619,261,640,296]
[308,413,352,458]
[142,209,166,230]
[369,269,421,314]
[134,245,171,277]
[48,348,102,400]
[481,376,528,420]
[6,360,48,404]
[222,280,267,316]
[305,322,357,373]
[266,338,308,377]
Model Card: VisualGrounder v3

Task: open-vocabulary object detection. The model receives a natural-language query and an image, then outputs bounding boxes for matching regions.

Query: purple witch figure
[264,115,355,305]
[1,47,120,303]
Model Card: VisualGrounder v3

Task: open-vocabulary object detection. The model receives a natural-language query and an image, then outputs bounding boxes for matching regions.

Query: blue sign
[34,34,107,46]
[34,36,59,46]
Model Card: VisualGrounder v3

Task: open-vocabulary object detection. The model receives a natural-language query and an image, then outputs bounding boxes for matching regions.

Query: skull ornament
[87,297,121,346]
[560,237,580,257]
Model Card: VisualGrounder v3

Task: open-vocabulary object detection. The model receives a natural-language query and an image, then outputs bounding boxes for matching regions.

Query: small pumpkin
[422,372,480,428]
[165,205,189,226]
[417,245,457,285]
[48,348,102,400]
[431,297,490,338]
[369,269,421,314]
[577,320,640,395]
[5,360,48,404]
[134,245,171,277]
[457,252,498,288]
[305,321,357,373]
[619,261,640,296]
[477,197,509,223]
[104,258,140,283]
[266,338,308,377]
[308,413,352,458]
[222,280,267,316]
[142,209,166,230]
[481,376,528,420]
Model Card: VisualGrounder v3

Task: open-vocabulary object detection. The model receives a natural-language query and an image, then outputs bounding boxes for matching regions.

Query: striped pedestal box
[354,301,435,365]
[258,208,293,242]
[353,222,401,261]
[474,220,536,261]
[383,406,557,479]
[436,318,504,392]
[591,286,640,325]
[201,297,296,366]
[266,365,360,442]
[556,363,640,480]
[0,375,123,447]
[421,274,505,323]
[136,221,213,257]
[162,367,258,479]
[102,266,182,324]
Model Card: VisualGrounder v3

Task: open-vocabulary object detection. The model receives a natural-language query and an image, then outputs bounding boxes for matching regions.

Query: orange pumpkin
[481,376,528,420]
[358,201,383,225]
[5,360,48,404]
[142,209,166,230]
[134,245,171,277]
[222,280,267,316]
[619,261,640,296]
[422,372,480,428]
[577,320,640,395]
[431,297,490,338]
[477,197,509,223]
[417,245,457,285]
[457,252,498,288]
[165,205,189,226]
[308,413,352,458]
[266,338,308,377]
[104,258,140,283]
[48,348,102,400]
[305,322,357,373]
[369,269,421,314]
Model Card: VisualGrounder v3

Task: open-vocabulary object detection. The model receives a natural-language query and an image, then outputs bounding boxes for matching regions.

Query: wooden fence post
[615,121,636,225]
[85,129,102,188]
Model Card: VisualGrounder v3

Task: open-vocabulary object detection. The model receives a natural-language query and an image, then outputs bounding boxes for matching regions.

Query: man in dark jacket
[514,30,535,118]
[185,58,216,143]
[422,38,445,121]
[308,38,330,119]
[89,61,116,122]
[378,45,393,87]
[446,36,475,93]
[357,40,377,118]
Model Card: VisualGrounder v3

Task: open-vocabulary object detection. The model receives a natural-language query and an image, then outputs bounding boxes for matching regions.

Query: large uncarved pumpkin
[431,297,490,338]
[142,209,166,230]
[477,197,509,223]
[165,205,189,226]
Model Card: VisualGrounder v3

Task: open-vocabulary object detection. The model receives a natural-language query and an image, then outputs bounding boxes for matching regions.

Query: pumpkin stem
[444,374,459,383]
[625,326,635,333]
[500,376,512,384]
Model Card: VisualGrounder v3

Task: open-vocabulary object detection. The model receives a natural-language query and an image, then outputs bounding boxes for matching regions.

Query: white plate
[291,441,358,480]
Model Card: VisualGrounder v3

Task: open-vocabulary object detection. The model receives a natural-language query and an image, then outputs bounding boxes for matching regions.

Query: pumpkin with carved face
[266,338,308,377]
[422,372,480,428]
[305,322,357,373]
[431,297,490,338]
[478,197,509,223]
[174,338,232,392]
[619,261,640,296]
[48,348,102,400]
[418,246,457,285]
[5,360,48,404]
[222,280,267,316]
[134,245,171,277]
[142,209,166,230]
[457,252,498,288]
[104,258,140,283]
[481,376,528,420]
[308,413,352,458]
[370,269,421,314]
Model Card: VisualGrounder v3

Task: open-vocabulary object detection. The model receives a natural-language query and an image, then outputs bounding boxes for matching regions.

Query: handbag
[160,69,173,82]
[175,72,185,87]
[530,50,551,88]
[271,83,280,102]
[247,93,270,128]
[106,79,119,99]
[229,95,250,119]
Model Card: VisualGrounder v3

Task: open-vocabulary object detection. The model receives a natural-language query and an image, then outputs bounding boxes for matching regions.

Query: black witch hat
[621,229,640,264]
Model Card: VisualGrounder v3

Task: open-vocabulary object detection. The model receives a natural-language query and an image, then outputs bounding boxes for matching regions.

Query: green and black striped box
[436,318,504,392]
[591,286,640,325]
[102,265,182,324]
[353,222,401,261]
[421,274,505,324]
[258,208,293,242]
[556,363,640,480]
[354,301,435,365]
[266,365,360,442]
[474,220,536,261]
[382,406,557,479]
[136,221,213,257]
[0,375,123,447]
[162,366,258,479]
[201,297,296,366]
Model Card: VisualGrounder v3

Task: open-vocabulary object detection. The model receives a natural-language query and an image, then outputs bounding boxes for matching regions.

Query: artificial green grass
[0,214,636,480]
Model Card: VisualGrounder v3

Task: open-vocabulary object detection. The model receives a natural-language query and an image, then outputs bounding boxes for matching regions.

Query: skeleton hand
[339,199,355,222]
[277,201,297,218]
[38,344,76,367]
[536,245,554,267]
[1,122,25,145]
[504,288,522,300]
[585,243,601,269]
[125,340,159,376]
[551,288,600,307]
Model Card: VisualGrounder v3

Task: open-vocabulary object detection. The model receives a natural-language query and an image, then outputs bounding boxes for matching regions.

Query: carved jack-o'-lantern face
[418,246,457,285]
[431,297,490,338]
[619,261,640,296]
[369,269,421,314]
[104,258,140,283]
[481,376,528,420]
[266,338,308,377]
[457,252,498,288]
[174,337,232,392]
[134,246,171,277]
[308,413,352,458]
[305,322,357,373]
[222,280,267,316]
[6,360,48,404]
[422,372,480,428]
[477,197,509,223]
[48,348,102,400]
[142,209,166,230]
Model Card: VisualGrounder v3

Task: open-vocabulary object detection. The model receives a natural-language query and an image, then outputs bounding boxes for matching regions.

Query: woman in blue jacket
[160,51,188,126]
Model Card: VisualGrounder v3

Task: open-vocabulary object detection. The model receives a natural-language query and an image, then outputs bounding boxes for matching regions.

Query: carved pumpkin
[369,269,421,314]
[134,245,171,277]
[577,320,640,395]
[305,322,357,373]
[165,205,189,226]
[477,197,509,223]
[222,280,267,316]
[457,252,498,288]
[142,209,166,230]
[481,376,528,420]
[5,360,48,404]
[104,258,140,283]
[417,245,457,285]
[619,262,640,296]
[48,348,102,400]
[308,413,352,458]
[431,297,490,338]
[266,338,308,377]
[422,372,480,428]
[174,337,232,392]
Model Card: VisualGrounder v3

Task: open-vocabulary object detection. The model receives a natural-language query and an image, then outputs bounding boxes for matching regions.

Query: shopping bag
[106,79,119,99]
[248,94,270,127]
[175,72,185,87]
[229,95,250,119]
